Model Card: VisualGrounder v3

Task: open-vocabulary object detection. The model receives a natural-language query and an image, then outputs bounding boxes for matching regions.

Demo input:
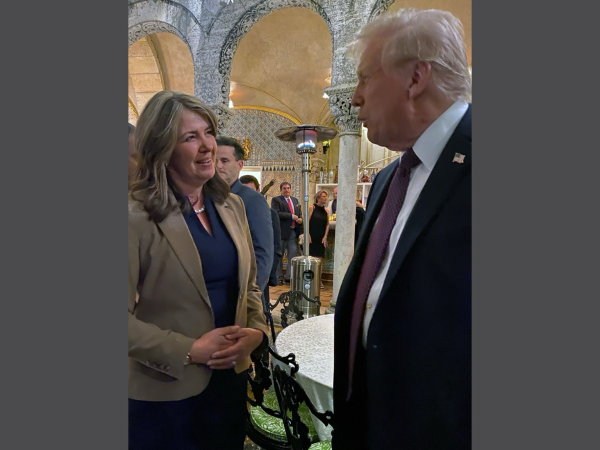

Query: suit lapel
[338,165,397,299]
[379,107,472,301]
[156,211,212,310]
[354,164,396,256]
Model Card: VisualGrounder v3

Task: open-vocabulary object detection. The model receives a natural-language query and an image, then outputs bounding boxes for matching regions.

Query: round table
[275,314,334,441]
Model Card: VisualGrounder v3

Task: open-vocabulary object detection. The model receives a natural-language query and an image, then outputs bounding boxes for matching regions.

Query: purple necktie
[346,148,421,399]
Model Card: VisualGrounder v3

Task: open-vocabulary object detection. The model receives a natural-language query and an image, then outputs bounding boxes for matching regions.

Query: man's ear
[407,60,432,99]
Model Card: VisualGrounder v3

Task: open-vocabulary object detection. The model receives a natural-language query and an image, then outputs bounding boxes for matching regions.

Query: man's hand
[206,328,264,370]
[296,218,303,224]
[292,214,299,221]
[188,325,239,365]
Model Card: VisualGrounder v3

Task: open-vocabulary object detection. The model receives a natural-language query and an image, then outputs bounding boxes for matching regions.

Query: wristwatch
[184,353,192,366]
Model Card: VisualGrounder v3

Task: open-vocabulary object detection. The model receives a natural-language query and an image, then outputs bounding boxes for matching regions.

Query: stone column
[324,84,361,314]
[209,103,234,133]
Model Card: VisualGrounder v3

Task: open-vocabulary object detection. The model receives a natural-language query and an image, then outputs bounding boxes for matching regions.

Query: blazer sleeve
[244,194,274,292]
[294,197,303,220]
[237,203,270,337]
[128,212,195,380]
[269,208,282,286]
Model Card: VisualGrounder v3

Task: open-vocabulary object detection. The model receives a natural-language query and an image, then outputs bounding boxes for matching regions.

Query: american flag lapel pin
[452,153,465,164]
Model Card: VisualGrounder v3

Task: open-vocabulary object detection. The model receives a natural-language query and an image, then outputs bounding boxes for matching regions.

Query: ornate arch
[129,21,190,50]
[216,0,334,106]
[128,0,204,60]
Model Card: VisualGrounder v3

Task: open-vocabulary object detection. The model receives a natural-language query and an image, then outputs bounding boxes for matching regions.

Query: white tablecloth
[275,314,334,441]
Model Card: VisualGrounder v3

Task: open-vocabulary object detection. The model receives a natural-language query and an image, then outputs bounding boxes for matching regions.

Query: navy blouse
[182,197,239,328]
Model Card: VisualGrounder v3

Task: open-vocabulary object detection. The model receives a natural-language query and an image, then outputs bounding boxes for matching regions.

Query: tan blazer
[128,193,269,401]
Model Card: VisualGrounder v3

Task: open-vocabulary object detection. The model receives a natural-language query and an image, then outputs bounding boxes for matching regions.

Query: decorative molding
[128,21,189,48]
[368,0,395,22]
[210,102,234,131]
[217,0,333,106]
[324,84,361,136]
[233,105,301,125]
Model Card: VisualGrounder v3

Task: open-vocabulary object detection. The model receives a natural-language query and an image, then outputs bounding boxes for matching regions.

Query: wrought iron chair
[272,364,335,450]
[270,290,322,330]
[246,345,334,450]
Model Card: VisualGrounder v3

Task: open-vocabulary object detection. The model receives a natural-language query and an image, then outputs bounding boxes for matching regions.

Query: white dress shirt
[362,100,469,347]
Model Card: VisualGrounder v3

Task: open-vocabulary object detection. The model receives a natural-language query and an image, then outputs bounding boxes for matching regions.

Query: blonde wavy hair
[348,8,471,103]
[314,190,328,204]
[130,91,230,223]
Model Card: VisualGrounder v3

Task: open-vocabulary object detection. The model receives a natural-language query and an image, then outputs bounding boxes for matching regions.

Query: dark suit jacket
[231,179,274,292]
[271,195,303,240]
[333,105,472,449]
[269,208,282,286]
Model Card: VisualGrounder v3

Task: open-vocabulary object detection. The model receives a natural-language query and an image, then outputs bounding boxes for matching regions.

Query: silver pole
[302,152,310,257]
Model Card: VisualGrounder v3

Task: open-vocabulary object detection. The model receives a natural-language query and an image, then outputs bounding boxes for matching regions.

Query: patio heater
[274,124,338,318]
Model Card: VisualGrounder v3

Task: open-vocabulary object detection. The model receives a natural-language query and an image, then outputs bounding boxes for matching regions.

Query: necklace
[189,196,205,214]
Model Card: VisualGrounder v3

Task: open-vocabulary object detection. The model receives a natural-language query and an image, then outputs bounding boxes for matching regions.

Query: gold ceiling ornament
[240,137,252,160]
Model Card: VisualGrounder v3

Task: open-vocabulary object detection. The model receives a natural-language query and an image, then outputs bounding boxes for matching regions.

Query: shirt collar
[411,99,469,171]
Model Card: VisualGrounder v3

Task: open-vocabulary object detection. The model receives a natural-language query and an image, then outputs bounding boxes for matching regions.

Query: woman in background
[308,190,330,289]
[128,90,268,450]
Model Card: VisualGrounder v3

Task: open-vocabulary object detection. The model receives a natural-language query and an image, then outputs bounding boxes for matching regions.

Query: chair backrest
[271,290,322,329]
[246,345,300,450]
[272,361,335,450]
[247,343,336,450]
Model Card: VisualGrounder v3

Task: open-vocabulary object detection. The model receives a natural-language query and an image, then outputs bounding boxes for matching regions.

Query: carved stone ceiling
[127,0,471,126]
[228,0,470,125]
[230,7,333,125]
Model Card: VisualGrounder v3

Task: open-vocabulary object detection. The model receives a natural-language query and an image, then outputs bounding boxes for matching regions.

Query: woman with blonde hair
[308,190,330,288]
[128,90,268,450]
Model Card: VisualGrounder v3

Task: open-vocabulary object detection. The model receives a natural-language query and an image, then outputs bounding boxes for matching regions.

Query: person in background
[308,190,330,289]
[271,182,303,284]
[240,174,282,313]
[215,136,274,297]
[333,9,472,449]
[128,90,268,450]
[328,186,367,247]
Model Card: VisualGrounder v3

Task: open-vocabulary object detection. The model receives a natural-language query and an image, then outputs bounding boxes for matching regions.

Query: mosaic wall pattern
[220,109,325,202]
[221,109,300,200]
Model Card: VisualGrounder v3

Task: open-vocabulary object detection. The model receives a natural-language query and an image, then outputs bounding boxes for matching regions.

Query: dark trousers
[129,369,247,450]
[277,235,297,281]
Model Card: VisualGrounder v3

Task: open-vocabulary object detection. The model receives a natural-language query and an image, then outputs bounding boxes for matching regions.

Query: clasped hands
[188,325,264,370]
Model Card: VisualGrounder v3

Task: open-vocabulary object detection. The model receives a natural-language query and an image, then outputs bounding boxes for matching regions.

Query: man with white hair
[333,9,472,449]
